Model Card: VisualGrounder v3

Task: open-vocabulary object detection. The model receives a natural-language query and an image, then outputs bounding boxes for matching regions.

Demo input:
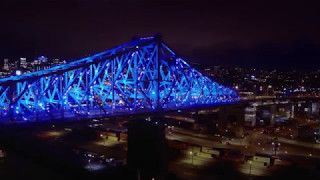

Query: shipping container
[201,146,220,157]
[196,152,213,158]
[108,136,119,141]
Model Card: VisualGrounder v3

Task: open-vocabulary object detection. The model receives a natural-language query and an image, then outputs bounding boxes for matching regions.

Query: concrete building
[20,57,27,68]
[3,58,9,71]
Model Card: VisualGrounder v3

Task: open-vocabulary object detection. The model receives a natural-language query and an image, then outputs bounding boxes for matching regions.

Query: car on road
[84,152,98,159]
[105,158,126,167]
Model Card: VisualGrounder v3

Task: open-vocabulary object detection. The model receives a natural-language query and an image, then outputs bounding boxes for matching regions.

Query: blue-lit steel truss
[0,35,239,122]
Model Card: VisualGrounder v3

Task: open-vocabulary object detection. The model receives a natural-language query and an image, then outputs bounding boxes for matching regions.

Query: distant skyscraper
[10,60,18,70]
[3,59,9,71]
[34,56,50,71]
[20,58,27,68]
[214,66,220,75]
[52,58,60,65]
[38,56,47,63]
[33,59,40,65]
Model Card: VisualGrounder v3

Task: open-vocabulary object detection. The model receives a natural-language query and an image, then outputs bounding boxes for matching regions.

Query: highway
[166,124,320,178]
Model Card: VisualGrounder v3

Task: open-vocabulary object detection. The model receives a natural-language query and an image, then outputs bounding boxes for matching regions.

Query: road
[167,125,320,178]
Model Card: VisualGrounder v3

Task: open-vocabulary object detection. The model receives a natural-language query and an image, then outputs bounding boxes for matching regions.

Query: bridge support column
[112,59,115,114]
[85,68,90,116]
[155,34,162,110]
[134,48,137,110]
[219,105,245,138]
[127,116,167,180]
[8,84,14,123]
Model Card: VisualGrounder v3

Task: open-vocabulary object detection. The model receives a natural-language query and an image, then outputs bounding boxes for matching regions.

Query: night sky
[0,0,319,71]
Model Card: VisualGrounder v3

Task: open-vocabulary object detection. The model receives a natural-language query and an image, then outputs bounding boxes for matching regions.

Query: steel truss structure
[0,35,239,122]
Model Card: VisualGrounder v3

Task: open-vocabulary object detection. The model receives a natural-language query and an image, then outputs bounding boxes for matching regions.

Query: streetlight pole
[88,159,92,171]
[249,160,252,175]
[189,145,194,165]
[272,142,280,156]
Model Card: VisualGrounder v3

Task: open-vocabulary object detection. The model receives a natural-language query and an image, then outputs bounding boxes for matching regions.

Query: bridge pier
[8,84,14,123]
[218,105,245,138]
[127,116,167,180]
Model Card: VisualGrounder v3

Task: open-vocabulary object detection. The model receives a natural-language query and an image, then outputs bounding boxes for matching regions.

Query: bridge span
[0,35,238,123]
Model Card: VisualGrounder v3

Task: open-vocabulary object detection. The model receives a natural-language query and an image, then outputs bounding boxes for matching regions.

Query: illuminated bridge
[0,34,239,123]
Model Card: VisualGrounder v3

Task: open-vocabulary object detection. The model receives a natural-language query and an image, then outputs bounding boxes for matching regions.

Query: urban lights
[15,70,22,76]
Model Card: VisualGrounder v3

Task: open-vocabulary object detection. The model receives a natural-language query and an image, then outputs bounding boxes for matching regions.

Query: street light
[272,142,280,156]
[249,160,252,175]
[88,159,93,171]
[189,151,193,165]
[189,146,194,165]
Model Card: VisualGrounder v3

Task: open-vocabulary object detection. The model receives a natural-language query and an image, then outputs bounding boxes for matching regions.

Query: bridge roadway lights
[0,35,239,123]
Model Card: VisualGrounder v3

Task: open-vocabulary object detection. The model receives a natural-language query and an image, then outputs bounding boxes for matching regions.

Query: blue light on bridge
[0,35,239,122]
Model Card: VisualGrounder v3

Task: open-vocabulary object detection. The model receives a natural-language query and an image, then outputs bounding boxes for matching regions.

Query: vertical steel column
[64,71,68,119]
[35,81,39,121]
[134,51,137,110]
[60,73,64,119]
[112,59,115,113]
[86,68,89,114]
[8,84,14,123]
[89,65,93,109]
[155,37,161,110]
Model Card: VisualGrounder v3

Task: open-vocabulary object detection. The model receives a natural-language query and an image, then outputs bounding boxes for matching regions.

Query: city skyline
[0,0,319,71]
